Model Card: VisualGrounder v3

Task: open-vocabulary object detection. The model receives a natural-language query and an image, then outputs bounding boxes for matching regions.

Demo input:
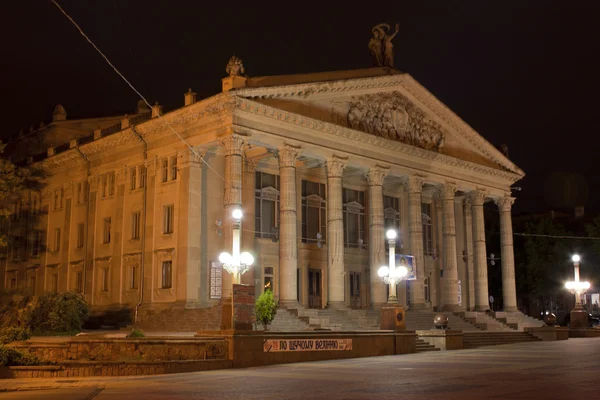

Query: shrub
[127,328,145,338]
[0,291,90,335]
[255,290,279,331]
[0,344,43,366]
[0,327,30,344]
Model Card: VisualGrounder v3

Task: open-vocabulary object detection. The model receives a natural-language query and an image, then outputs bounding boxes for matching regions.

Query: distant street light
[219,208,254,284]
[565,254,591,329]
[378,229,408,303]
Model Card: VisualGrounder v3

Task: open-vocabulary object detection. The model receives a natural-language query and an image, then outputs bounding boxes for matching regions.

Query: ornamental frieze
[347,91,445,151]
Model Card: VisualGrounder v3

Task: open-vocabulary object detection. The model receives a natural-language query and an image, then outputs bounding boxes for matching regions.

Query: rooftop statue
[369,23,399,68]
[226,55,245,77]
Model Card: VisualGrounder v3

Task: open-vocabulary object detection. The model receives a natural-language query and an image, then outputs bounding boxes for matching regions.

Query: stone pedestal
[232,284,255,331]
[415,330,464,350]
[570,307,588,330]
[380,305,406,331]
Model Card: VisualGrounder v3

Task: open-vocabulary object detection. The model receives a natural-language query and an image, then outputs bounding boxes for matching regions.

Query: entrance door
[350,271,361,309]
[308,269,322,309]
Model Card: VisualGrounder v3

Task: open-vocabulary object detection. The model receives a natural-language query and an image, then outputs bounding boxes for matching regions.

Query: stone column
[497,196,518,312]
[221,135,245,299]
[366,166,388,307]
[241,159,256,287]
[470,190,489,311]
[440,183,459,311]
[463,197,476,311]
[326,156,346,306]
[278,145,300,306]
[407,176,426,309]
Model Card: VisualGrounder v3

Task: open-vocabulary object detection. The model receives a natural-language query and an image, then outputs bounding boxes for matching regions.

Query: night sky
[3,1,600,215]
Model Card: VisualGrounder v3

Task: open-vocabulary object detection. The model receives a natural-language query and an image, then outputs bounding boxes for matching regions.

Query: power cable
[50,0,227,186]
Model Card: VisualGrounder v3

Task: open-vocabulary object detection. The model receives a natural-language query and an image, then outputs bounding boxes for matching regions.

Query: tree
[0,142,45,248]
[0,143,24,247]
[255,291,279,331]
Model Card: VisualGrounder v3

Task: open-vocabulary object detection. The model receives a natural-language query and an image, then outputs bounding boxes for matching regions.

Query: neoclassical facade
[2,65,524,316]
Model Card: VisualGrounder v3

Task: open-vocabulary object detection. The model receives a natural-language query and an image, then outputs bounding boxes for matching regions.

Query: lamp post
[565,254,591,329]
[219,208,254,285]
[378,229,408,304]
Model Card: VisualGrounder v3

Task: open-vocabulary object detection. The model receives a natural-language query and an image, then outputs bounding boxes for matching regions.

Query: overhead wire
[50,0,227,185]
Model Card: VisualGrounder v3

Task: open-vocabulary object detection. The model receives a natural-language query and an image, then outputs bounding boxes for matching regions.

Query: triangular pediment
[235,71,523,177]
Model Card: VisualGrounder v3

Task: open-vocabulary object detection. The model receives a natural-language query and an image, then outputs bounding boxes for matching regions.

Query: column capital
[278,145,300,168]
[469,190,487,206]
[463,195,472,210]
[244,159,257,174]
[437,182,457,200]
[326,156,347,178]
[405,175,424,194]
[365,165,389,186]
[180,147,204,168]
[221,135,245,156]
[496,196,515,212]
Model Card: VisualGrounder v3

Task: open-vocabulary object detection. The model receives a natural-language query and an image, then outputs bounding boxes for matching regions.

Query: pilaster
[463,197,476,311]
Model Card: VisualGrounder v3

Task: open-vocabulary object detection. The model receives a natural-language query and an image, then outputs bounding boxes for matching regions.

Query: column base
[327,301,347,310]
[475,305,490,312]
[409,303,429,311]
[279,300,300,310]
[442,304,459,312]
[503,306,518,312]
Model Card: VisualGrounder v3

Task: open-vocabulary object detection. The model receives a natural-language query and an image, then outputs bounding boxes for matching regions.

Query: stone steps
[491,311,545,331]
[415,338,440,353]
[405,311,481,331]
[463,331,541,349]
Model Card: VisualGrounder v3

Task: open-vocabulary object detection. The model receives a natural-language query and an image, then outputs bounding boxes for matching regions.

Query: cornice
[235,98,522,184]
[234,73,523,177]
[40,150,81,169]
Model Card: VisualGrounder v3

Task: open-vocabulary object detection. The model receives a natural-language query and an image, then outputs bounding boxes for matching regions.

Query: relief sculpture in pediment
[347,92,445,151]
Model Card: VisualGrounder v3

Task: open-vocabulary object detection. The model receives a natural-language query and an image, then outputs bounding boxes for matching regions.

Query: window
[301,180,327,243]
[161,158,169,182]
[131,212,141,239]
[109,172,115,196]
[32,230,42,256]
[161,261,172,289]
[74,223,84,248]
[264,266,274,292]
[163,206,174,234]
[102,172,115,197]
[140,165,147,188]
[255,172,280,239]
[130,167,137,190]
[424,277,430,302]
[422,203,433,256]
[31,194,38,215]
[343,188,366,248]
[76,271,83,293]
[29,276,36,292]
[53,189,61,210]
[130,265,138,290]
[77,181,87,204]
[170,155,178,180]
[384,195,401,249]
[103,218,111,244]
[10,277,16,289]
[101,269,109,292]
[54,228,61,252]
[51,274,58,293]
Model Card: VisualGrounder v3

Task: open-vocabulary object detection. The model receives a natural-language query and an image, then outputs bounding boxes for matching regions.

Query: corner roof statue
[226,55,245,77]
[369,23,399,68]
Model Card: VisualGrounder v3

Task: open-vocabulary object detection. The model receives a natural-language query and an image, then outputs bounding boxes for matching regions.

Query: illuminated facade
[1,65,524,321]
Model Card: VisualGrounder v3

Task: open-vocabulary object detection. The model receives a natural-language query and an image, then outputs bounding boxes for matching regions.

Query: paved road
[1,338,599,400]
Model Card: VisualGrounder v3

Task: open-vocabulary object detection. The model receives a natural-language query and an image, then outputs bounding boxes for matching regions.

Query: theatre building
[1,61,524,330]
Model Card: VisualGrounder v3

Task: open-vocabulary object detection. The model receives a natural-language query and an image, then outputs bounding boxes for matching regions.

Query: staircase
[415,338,440,353]
[491,312,545,331]
[269,309,311,332]
[455,311,513,331]
[405,311,482,331]
[463,331,541,349]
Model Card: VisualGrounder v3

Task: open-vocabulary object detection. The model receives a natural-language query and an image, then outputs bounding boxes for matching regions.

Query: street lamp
[565,254,591,329]
[219,208,254,285]
[378,229,408,303]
